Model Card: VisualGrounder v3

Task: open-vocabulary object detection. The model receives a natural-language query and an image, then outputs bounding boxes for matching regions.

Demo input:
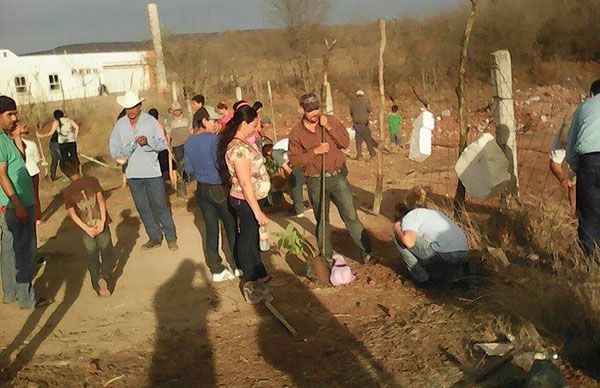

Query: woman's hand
[255,210,270,226]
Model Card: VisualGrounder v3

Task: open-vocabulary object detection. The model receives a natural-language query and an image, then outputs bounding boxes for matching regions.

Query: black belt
[197,182,222,186]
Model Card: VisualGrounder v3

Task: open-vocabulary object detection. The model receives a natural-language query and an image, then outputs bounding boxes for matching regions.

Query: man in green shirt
[387,105,403,148]
[0,96,50,309]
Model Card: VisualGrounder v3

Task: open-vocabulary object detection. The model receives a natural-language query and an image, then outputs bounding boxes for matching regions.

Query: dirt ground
[1,85,599,387]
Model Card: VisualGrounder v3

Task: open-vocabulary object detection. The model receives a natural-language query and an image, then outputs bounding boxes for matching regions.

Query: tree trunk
[453,0,480,215]
[147,3,168,94]
[373,19,387,215]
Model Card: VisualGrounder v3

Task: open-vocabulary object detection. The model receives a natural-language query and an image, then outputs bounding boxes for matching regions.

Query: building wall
[0,50,152,105]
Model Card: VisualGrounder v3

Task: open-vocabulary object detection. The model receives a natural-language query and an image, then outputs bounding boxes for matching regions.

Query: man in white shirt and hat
[109,91,178,250]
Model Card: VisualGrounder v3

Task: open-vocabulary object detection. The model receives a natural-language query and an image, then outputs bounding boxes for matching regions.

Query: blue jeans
[393,234,468,284]
[1,206,37,308]
[195,183,237,274]
[305,171,371,263]
[128,177,177,242]
[289,168,305,214]
[576,153,600,256]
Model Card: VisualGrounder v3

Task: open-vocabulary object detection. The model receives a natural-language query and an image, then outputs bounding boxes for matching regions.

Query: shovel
[310,117,333,287]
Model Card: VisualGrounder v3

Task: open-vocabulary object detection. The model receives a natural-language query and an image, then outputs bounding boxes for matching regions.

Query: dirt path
[0,156,596,387]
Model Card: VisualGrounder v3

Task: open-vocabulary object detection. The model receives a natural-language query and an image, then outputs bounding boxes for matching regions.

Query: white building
[0,49,155,105]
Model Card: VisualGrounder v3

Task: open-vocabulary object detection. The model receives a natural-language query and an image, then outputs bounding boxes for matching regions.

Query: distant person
[35,112,64,181]
[148,108,171,183]
[218,105,272,300]
[566,79,600,256]
[217,101,234,129]
[549,113,576,212]
[0,96,51,309]
[392,193,470,286]
[288,93,378,279]
[117,109,128,189]
[387,104,403,148]
[191,94,205,127]
[12,123,43,224]
[61,160,114,297]
[350,90,377,161]
[52,110,80,164]
[185,107,239,282]
[109,90,178,251]
[165,101,191,197]
[262,138,307,217]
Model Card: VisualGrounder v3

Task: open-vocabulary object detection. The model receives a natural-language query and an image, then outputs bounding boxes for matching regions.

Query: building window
[49,74,61,91]
[93,69,99,74]
[14,76,27,94]
[71,69,77,75]
[85,69,91,74]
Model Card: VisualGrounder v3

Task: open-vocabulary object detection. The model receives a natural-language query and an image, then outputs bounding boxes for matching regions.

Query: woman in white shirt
[12,123,43,224]
[51,110,80,164]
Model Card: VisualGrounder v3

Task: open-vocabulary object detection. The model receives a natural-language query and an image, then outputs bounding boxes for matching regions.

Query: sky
[0,0,459,54]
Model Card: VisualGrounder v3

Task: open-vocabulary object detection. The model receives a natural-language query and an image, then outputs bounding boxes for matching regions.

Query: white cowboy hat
[356,90,365,96]
[117,90,145,109]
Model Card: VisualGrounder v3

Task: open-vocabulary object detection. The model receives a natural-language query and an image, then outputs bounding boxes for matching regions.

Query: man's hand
[85,226,98,238]
[136,136,148,146]
[94,220,105,235]
[319,115,329,130]
[313,143,330,155]
[562,178,575,190]
[15,204,29,224]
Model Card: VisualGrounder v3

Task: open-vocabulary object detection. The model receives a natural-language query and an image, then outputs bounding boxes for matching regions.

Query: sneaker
[141,240,162,250]
[167,240,179,251]
[97,279,111,297]
[234,269,244,278]
[213,269,236,282]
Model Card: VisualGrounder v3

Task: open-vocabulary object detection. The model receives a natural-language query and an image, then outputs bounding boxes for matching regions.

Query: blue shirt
[566,94,600,172]
[184,133,222,185]
[109,112,168,179]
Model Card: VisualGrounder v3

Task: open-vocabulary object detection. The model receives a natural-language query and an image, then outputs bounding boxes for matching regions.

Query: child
[387,105,403,147]
[61,160,114,297]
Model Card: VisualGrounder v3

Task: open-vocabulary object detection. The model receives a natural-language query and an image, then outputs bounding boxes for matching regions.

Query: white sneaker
[213,269,235,282]
[234,269,244,278]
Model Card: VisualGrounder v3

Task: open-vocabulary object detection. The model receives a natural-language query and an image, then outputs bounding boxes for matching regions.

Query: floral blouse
[226,139,271,200]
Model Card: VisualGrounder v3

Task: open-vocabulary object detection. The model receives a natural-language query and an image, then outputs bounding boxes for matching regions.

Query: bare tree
[453,0,480,215]
[268,0,330,90]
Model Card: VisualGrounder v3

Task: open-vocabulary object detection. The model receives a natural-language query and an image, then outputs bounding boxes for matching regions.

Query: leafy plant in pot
[274,224,331,286]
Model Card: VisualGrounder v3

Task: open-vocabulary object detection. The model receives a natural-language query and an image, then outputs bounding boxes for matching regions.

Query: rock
[541,115,548,123]
[441,109,451,117]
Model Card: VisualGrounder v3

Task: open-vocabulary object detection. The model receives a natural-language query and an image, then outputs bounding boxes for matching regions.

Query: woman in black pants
[38,110,80,170]
[218,105,272,302]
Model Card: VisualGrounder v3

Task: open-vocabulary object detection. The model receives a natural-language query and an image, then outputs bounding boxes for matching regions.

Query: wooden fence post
[373,19,387,215]
[267,80,277,142]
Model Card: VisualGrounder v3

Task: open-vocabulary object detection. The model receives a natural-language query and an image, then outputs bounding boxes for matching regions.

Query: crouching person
[392,202,469,285]
[61,160,114,297]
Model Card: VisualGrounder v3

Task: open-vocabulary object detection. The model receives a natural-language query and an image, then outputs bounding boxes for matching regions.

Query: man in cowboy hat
[110,90,178,250]
[166,100,190,197]
[350,89,377,161]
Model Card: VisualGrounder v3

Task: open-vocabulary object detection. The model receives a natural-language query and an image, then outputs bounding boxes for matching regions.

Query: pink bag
[330,254,355,286]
